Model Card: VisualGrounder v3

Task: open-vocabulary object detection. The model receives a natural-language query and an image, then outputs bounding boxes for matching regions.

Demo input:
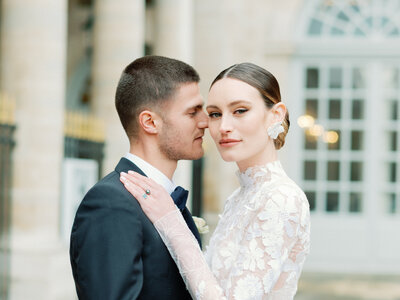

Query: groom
[70,56,208,299]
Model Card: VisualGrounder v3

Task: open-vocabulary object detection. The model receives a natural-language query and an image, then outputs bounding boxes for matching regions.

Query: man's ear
[138,110,161,134]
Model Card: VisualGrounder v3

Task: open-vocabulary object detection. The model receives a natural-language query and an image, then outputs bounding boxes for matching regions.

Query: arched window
[295,0,400,216]
[307,0,400,38]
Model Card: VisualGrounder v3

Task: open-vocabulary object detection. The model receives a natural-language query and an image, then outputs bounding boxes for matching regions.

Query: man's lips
[194,135,204,141]
[219,138,241,147]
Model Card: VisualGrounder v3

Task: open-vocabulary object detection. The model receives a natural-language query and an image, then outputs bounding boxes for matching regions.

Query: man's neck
[129,144,177,180]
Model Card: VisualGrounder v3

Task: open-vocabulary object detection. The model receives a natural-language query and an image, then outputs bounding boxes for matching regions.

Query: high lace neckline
[236,160,284,188]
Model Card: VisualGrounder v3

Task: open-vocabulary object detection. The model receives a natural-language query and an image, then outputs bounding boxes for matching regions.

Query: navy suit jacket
[70,158,194,300]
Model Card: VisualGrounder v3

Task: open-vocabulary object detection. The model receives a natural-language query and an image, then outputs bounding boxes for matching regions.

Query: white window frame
[288,0,400,273]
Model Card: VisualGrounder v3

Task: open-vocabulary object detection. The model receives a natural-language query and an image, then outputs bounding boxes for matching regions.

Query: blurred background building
[0,0,399,299]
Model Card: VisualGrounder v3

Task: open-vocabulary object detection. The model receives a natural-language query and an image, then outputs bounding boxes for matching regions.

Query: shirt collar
[124,153,176,194]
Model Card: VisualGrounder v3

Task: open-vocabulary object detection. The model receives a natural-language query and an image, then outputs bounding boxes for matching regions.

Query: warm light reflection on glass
[297,115,315,128]
[308,124,324,137]
[299,114,339,144]
[323,131,339,144]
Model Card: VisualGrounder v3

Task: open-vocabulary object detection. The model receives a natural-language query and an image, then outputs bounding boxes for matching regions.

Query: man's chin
[181,149,204,161]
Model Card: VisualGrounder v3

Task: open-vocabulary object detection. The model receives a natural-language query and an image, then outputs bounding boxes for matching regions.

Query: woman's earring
[267,121,284,139]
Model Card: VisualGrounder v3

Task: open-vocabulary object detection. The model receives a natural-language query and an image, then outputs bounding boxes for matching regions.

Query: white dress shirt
[124,152,176,194]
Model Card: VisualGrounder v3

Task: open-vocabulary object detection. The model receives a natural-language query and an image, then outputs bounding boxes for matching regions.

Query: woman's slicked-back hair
[210,63,290,149]
[115,55,200,140]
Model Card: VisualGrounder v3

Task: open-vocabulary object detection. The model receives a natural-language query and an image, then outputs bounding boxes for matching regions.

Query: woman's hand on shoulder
[120,171,176,223]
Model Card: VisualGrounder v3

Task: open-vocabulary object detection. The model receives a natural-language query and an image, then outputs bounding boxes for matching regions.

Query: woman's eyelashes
[234,108,248,115]
[208,111,221,118]
[208,108,249,118]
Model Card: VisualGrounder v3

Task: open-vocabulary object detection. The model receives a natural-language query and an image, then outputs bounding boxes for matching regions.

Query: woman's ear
[271,102,287,123]
[138,110,161,134]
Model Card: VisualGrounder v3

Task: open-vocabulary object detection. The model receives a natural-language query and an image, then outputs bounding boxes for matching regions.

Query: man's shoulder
[92,169,121,191]
[79,169,137,211]
[71,168,143,233]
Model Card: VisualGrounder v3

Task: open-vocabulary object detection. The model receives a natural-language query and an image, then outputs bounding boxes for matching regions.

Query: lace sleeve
[154,184,310,300]
[155,208,226,299]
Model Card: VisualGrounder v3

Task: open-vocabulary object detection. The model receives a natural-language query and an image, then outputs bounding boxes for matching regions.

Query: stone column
[154,0,194,62]
[91,0,145,174]
[0,0,74,299]
[153,0,195,206]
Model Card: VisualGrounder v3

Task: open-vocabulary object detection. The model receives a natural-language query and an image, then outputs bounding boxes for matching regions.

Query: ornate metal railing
[0,96,16,300]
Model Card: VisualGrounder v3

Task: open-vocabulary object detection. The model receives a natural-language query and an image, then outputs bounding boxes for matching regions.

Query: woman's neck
[236,145,278,172]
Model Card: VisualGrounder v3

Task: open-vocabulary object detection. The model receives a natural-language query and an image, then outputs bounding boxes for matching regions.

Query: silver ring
[145,189,151,195]
[142,193,148,199]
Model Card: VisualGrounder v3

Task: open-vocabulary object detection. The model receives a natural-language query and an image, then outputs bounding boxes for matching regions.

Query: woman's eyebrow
[206,100,251,110]
[227,100,251,107]
[206,104,219,110]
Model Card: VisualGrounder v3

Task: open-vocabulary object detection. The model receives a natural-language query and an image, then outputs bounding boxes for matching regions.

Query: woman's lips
[219,139,241,147]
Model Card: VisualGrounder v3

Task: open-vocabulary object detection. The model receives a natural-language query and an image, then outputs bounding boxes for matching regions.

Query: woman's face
[206,78,278,170]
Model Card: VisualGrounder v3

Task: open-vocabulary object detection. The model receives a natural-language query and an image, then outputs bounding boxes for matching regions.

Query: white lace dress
[155,161,310,300]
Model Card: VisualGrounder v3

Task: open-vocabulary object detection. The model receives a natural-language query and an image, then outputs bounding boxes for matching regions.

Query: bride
[120,62,310,300]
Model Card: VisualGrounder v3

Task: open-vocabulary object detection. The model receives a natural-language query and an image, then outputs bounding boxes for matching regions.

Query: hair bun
[274,110,290,150]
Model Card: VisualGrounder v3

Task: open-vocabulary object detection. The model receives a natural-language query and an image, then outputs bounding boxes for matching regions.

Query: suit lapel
[115,157,146,176]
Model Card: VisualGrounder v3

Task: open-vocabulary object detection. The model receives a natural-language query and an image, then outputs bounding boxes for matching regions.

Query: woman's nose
[219,115,233,133]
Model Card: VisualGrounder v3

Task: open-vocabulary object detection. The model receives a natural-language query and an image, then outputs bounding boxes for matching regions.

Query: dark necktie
[170,186,202,249]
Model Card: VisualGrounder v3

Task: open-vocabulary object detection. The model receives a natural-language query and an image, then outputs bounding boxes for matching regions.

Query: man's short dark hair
[115,55,200,140]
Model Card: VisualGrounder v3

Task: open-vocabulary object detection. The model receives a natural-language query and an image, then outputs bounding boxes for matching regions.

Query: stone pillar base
[9,236,75,300]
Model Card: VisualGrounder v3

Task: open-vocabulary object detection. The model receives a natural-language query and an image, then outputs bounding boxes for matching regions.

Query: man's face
[158,82,208,161]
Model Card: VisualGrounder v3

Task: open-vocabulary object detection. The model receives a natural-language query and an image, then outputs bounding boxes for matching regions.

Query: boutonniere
[192,216,209,234]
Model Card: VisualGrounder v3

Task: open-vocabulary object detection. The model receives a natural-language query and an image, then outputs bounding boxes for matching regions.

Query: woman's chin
[219,153,237,163]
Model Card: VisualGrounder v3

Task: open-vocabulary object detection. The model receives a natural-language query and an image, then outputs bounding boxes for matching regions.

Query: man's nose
[197,110,208,128]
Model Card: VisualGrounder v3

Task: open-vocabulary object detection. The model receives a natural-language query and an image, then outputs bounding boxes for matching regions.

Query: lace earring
[267,121,284,139]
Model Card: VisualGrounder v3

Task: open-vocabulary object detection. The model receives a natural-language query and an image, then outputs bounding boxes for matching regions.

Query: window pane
[390,28,400,37]
[354,27,365,36]
[327,161,340,181]
[388,193,396,213]
[329,99,341,119]
[352,68,365,89]
[349,192,362,212]
[337,11,349,22]
[389,162,397,182]
[306,68,319,88]
[365,17,373,28]
[306,99,318,118]
[331,27,344,36]
[351,131,363,150]
[308,18,323,35]
[351,4,361,13]
[327,130,341,150]
[352,99,364,119]
[329,67,342,88]
[389,100,398,120]
[389,131,397,151]
[350,161,363,181]
[326,192,339,212]
[305,191,316,211]
[380,16,389,27]
[305,133,318,150]
[304,161,317,180]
